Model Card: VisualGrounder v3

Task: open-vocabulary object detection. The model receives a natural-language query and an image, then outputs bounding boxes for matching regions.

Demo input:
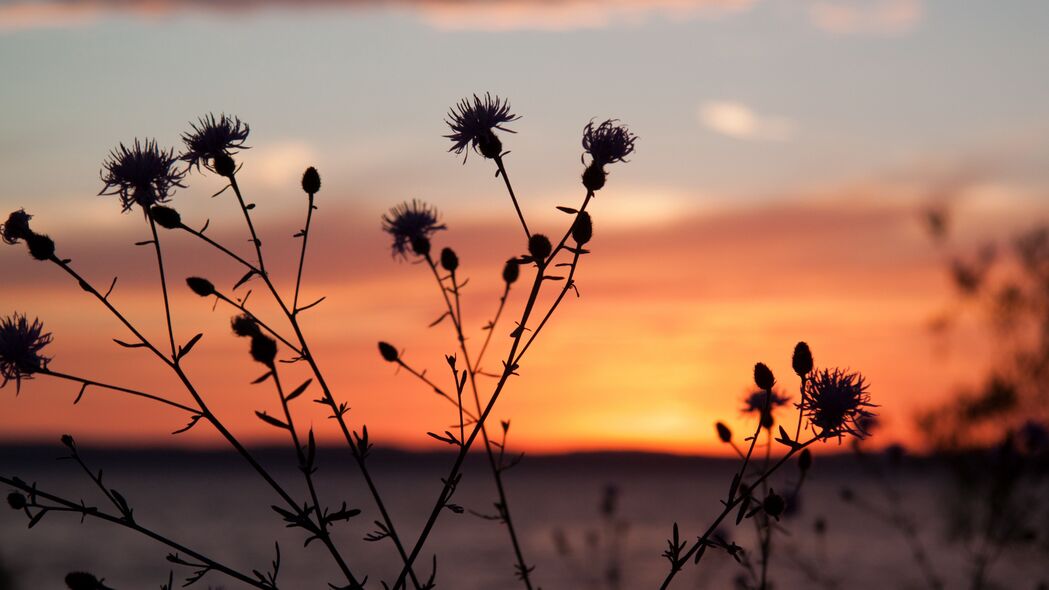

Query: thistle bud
[149,206,182,229]
[476,130,502,160]
[715,421,732,443]
[60,434,75,449]
[6,492,26,510]
[753,362,775,391]
[762,489,786,519]
[212,153,236,177]
[186,277,215,297]
[792,342,813,377]
[410,235,431,257]
[301,166,321,194]
[528,234,552,262]
[798,448,812,472]
[571,211,593,245]
[378,341,399,362]
[582,162,607,192]
[250,333,277,367]
[26,233,55,260]
[502,259,520,284]
[440,247,459,272]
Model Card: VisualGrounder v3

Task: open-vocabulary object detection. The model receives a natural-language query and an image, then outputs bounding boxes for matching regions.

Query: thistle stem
[293,192,315,311]
[41,369,197,414]
[493,155,531,239]
[148,216,177,358]
[0,475,275,590]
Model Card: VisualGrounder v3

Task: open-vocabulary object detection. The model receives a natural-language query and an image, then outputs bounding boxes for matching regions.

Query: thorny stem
[293,193,315,311]
[0,475,275,590]
[219,174,424,589]
[392,257,549,590]
[271,367,361,589]
[213,292,300,353]
[40,369,197,414]
[657,437,820,590]
[546,191,594,265]
[514,250,581,365]
[47,254,363,585]
[422,253,537,590]
[148,216,177,358]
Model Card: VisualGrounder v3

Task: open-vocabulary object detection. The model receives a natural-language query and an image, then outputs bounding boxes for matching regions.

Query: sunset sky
[2,0,1049,454]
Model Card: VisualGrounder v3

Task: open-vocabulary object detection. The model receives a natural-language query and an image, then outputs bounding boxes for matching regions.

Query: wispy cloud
[0,0,757,33]
[807,0,923,36]
[697,100,795,141]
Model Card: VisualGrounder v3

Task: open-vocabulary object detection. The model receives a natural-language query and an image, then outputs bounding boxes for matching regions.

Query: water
[0,448,1043,589]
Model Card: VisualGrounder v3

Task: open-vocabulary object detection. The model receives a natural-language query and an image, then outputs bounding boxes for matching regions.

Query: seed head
[301,166,321,194]
[2,209,32,245]
[381,200,446,258]
[230,314,260,338]
[0,313,52,391]
[100,139,186,212]
[803,368,876,440]
[753,362,775,390]
[528,234,552,262]
[742,388,789,430]
[792,342,813,377]
[571,211,593,245]
[186,277,216,297]
[149,206,182,229]
[502,259,520,284]
[445,93,519,161]
[440,247,459,273]
[181,113,250,173]
[378,341,399,363]
[61,434,75,449]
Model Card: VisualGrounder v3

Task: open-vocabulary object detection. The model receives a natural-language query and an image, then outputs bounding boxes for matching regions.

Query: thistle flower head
[743,388,790,430]
[100,139,186,213]
[181,113,250,173]
[65,572,111,590]
[445,93,519,161]
[792,341,813,377]
[6,492,26,510]
[502,259,520,284]
[381,200,446,258]
[0,313,51,391]
[378,341,399,363]
[582,119,636,167]
[2,209,32,245]
[803,368,876,440]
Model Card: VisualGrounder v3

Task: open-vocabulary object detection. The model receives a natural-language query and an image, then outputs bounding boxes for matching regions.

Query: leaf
[172,414,204,435]
[73,383,88,405]
[256,411,289,430]
[305,429,316,470]
[427,431,459,446]
[134,240,155,246]
[285,379,312,403]
[27,509,47,528]
[233,269,257,290]
[251,371,273,384]
[428,312,450,328]
[113,338,147,349]
[296,297,326,314]
[324,504,362,524]
[556,206,578,214]
[176,333,204,361]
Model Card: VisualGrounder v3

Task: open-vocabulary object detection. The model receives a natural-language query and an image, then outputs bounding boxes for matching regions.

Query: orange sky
[2,173,1035,456]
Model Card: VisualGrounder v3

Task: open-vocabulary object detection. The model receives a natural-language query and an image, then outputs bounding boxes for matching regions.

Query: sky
[1,0,1049,455]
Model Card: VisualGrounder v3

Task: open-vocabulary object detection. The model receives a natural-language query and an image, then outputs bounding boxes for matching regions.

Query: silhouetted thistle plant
[657,342,876,590]
[1,99,637,590]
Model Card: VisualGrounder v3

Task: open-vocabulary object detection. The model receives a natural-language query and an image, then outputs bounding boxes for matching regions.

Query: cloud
[0,0,758,33]
[697,100,796,141]
[250,140,319,190]
[807,0,923,36]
